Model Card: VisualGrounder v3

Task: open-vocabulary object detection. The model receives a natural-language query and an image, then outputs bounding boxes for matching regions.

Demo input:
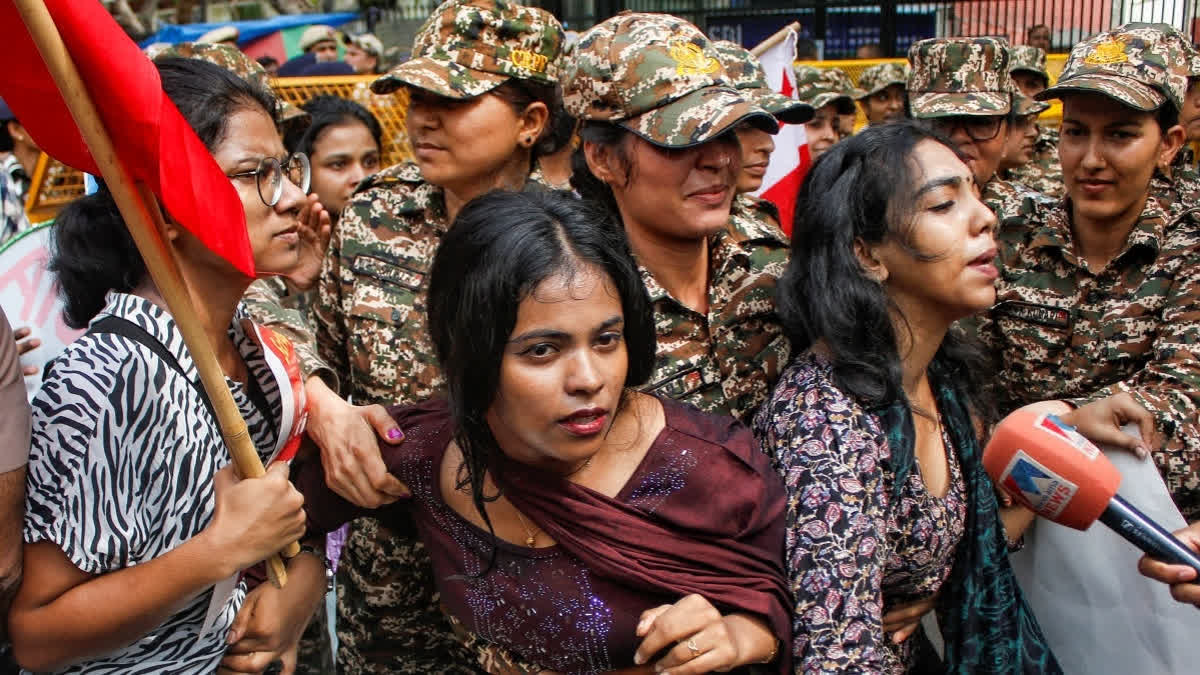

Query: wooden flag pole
[751,21,802,58]
[14,0,296,586]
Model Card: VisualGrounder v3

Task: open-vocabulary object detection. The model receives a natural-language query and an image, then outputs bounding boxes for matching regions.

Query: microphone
[983,408,1200,573]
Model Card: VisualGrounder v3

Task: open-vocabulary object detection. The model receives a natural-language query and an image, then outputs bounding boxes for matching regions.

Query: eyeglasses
[228,153,311,207]
[929,116,1005,142]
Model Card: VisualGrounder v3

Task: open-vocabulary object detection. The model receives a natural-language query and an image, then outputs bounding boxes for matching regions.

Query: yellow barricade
[26,74,410,224]
[798,53,1068,131]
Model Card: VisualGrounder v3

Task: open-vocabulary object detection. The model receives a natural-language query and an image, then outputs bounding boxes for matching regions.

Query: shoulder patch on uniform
[353,161,423,196]
[728,197,788,244]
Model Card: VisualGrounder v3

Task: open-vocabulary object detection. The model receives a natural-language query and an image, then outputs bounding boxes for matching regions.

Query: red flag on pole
[0,0,255,277]
[752,28,811,237]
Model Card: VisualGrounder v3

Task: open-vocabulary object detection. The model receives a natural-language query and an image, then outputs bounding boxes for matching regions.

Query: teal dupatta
[872,356,1062,674]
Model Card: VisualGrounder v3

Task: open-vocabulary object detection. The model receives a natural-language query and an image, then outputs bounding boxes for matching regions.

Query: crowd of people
[2,2,1200,674]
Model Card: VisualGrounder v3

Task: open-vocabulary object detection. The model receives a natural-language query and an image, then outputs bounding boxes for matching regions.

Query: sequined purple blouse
[752,351,968,674]
[296,397,789,674]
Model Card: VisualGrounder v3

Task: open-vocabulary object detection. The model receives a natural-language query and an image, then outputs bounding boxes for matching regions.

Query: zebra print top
[22,292,283,674]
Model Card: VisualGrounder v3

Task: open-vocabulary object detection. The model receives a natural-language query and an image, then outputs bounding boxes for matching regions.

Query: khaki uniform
[976,194,1200,519]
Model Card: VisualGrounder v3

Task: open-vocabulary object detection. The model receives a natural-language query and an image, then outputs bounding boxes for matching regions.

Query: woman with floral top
[752,121,1060,673]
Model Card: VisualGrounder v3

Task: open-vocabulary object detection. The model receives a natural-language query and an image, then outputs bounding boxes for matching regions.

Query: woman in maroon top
[294,190,789,674]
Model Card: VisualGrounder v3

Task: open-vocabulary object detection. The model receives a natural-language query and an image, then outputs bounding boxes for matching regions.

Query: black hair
[426,189,654,563]
[1156,100,1180,135]
[488,78,567,158]
[781,120,995,420]
[569,121,633,218]
[256,55,279,69]
[285,94,383,157]
[51,58,279,328]
[0,119,14,153]
[796,38,820,60]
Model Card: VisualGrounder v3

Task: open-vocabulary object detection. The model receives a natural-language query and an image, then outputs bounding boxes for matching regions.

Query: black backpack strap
[87,315,217,421]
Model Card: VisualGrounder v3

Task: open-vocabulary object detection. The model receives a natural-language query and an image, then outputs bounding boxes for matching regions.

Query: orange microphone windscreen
[983,408,1122,530]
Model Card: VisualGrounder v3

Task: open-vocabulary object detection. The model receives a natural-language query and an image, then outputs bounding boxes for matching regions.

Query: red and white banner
[242,320,307,465]
[752,28,811,237]
[0,224,84,400]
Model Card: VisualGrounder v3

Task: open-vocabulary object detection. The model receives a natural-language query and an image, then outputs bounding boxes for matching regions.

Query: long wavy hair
[779,120,996,424]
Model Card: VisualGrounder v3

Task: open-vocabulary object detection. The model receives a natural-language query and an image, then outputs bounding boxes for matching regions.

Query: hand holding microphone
[983,408,1200,574]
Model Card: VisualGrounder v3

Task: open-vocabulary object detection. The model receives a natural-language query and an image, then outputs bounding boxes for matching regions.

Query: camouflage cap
[907,37,1013,118]
[793,65,861,114]
[1012,88,1049,116]
[562,12,777,148]
[712,40,813,124]
[371,0,563,97]
[1038,23,1191,112]
[149,42,310,132]
[1009,45,1049,81]
[856,62,908,98]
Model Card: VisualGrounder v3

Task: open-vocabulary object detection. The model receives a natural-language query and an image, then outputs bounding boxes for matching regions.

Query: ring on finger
[686,638,701,657]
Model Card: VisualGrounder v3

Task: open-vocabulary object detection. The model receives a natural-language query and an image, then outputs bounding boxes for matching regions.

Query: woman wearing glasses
[975,25,1200,521]
[7,58,325,674]
[905,37,1051,217]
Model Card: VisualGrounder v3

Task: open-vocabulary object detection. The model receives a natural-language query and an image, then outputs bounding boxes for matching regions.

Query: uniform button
[391,309,402,321]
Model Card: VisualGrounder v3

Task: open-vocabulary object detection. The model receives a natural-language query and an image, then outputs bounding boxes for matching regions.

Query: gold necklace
[513,509,541,547]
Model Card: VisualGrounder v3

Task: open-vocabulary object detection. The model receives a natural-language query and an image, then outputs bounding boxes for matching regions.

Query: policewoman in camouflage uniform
[793,65,862,161]
[906,37,1048,216]
[1155,28,1200,217]
[1006,45,1065,197]
[300,0,565,671]
[975,24,1200,520]
[712,40,813,232]
[567,12,791,424]
[855,62,909,126]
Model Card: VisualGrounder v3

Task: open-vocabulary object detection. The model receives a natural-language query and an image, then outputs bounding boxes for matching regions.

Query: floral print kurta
[753,351,967,673]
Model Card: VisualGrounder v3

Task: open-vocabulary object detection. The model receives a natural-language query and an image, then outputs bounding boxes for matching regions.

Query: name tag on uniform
[992,300,1072,330]
[351,254,425,292]
[649,366,709,399]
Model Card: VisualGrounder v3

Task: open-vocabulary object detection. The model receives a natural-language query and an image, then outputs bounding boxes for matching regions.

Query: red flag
[0,0,255,276]
[752,28,812,237]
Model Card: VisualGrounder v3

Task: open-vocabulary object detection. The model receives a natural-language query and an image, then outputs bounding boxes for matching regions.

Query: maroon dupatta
[496,398,792,672]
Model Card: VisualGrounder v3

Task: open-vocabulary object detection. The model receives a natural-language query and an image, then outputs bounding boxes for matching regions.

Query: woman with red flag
[7,59,325,674]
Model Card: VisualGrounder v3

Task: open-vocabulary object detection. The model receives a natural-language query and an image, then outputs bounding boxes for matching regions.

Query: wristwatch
[298,544,334,593]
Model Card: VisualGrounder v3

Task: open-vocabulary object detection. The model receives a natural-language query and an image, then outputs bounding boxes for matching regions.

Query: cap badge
[1084,38,1128,66]
[510,49,548,73]
[669,39,719,77]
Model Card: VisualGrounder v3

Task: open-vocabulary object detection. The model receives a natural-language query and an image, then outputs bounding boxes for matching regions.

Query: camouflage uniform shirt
[241,277,331,386]
[975,194,1200,519]
[1156,148,1200,220]
[638,198,791,423]
[310,160,475,675]
[981,176,1051,221]
[1007,125,1064,199]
